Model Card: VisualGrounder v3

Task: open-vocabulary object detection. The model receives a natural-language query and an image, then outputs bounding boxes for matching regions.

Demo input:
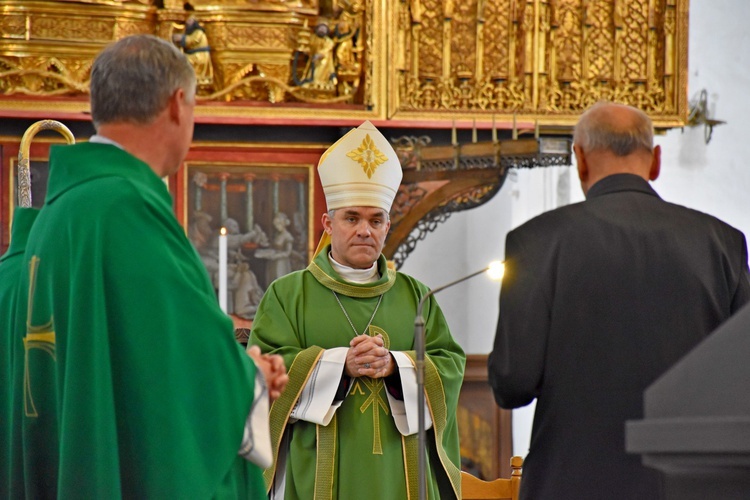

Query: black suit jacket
[488,174,750,499]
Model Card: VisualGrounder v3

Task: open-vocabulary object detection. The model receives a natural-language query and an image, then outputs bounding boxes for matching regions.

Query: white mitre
[318,120,403,211]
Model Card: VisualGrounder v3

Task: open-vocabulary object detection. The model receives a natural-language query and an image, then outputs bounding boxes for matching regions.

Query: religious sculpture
[172,13,214,88]
[255,212,300,286]
[295,20,338,92]
[331,3,364,96]
[290,1,365,99]
[188,213,269,319]
[232,255,264,319]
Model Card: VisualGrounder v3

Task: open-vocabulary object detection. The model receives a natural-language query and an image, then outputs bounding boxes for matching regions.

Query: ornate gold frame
[0,0,689,128]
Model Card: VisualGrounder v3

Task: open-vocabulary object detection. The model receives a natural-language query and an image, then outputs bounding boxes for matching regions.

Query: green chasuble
[15,142,265,499]
[1,207,39,499]
[250,248,466,499]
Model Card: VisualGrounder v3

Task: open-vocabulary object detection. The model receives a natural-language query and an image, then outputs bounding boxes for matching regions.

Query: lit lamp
[414,260,504,500]
[218,226,228,313]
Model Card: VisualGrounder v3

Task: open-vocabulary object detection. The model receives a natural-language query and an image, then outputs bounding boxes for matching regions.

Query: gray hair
[90,35,196,128]
[573,101,654,156]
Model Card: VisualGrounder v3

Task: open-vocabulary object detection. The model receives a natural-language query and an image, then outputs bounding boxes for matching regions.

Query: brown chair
[461,456,524,499]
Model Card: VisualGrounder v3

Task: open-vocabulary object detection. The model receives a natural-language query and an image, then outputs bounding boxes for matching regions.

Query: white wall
[400,0,750,458]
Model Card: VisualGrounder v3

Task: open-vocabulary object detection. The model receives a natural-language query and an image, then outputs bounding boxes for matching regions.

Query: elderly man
[11,35,287,498]
[250,121,466,499]
[489,101,750,499]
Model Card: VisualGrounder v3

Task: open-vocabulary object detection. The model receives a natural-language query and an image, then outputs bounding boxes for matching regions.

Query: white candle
[219,226,228,313]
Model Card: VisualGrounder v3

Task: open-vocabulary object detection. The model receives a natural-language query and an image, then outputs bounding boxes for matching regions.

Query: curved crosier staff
[18,120,75,207]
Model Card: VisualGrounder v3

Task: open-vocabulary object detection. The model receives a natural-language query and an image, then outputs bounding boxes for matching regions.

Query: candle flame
[220,226,227,236]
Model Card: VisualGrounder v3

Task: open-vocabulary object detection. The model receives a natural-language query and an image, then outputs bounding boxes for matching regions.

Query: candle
[472,118,477,143]
[219,226,228,313]
[492,114,497,142]
[451,119,457,145]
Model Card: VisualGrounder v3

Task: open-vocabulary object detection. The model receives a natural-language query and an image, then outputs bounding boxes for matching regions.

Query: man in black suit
[488,101,750,499]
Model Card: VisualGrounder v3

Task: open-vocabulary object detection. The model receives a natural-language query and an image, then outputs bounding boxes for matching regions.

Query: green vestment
[250,249,465,499]
[1,207,39,499]
[15,143,264,498]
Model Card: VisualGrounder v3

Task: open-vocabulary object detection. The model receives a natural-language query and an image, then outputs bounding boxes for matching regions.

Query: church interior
[2,0,749,495]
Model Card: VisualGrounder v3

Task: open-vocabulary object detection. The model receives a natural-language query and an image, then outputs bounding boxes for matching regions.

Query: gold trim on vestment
[419,353,462,498]
[23,255,57,418]
[315,414,337,500]
[263,346,325,490]
[23,330,56,418]
[402,432,419,500]
[307,260,396,298]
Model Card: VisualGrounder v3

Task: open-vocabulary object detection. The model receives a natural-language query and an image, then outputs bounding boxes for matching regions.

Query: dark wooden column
[457,354,514,480]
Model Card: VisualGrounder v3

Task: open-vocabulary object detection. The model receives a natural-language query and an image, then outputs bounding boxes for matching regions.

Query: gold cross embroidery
[23,256,56,418]
[348,325,392,454]
[358,377,389,454]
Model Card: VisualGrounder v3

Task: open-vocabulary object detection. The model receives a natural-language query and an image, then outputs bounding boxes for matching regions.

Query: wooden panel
[458,353,513,480]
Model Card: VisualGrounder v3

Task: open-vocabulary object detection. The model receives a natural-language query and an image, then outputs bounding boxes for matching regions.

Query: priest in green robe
[250,121,466,499]
[1,207,38,499]
[11,35,286,498]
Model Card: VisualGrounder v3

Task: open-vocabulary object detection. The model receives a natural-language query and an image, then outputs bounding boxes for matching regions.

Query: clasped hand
[247,345,289,402]
[345,334,394,379]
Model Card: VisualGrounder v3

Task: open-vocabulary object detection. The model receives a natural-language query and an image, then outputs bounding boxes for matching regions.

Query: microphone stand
[414,266,491,500]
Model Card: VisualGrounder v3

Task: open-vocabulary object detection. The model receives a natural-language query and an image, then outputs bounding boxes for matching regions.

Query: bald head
[573,101,660,194]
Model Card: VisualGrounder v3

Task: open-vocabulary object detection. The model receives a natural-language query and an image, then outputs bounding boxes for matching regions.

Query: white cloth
[290,348,349,425]
[293,349,431,434]
[328,252,379,283]
[238,364,273,467]
[386,351,432,434]
[89,134,123,148]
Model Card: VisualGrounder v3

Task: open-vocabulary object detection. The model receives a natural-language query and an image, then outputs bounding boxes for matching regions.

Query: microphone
[413,261,504,500]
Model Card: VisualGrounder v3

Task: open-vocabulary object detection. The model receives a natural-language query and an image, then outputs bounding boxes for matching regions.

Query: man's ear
[574,144,588,183]
[321,211,333,235]
[168,88,185,123]
[649,144,661,181]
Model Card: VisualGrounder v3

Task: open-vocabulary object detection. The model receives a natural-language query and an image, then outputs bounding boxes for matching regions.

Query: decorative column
[219,172,230,223]
[193,171,207,212]
[244,173,255,230]
[271,173,281,214]
[295,174,306,215]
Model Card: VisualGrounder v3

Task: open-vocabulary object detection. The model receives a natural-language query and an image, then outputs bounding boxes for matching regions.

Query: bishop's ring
[364,363,371,369]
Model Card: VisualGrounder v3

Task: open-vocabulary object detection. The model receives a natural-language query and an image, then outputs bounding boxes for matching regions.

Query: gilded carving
[0,0,689,126]
[0,57,90,96]
[32,16,116,43]
[0,14,26,39]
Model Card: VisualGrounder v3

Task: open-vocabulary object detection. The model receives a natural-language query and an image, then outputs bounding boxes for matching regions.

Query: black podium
[626,304,750,499]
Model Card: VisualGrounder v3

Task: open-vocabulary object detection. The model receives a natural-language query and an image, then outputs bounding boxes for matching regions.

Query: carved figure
[300,22,338,90]
[172,15,214,87]
[255,212,295,285]
[188,214,269,318]
[232,258,264,319]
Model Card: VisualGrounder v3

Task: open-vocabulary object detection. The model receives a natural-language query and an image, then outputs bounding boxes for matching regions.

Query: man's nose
[356,221,371,236]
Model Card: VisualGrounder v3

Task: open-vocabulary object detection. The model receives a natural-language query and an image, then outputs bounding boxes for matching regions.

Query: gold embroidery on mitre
[346,134,388,178]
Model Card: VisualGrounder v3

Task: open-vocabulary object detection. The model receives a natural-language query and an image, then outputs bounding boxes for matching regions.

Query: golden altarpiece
[0,0,689,481]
